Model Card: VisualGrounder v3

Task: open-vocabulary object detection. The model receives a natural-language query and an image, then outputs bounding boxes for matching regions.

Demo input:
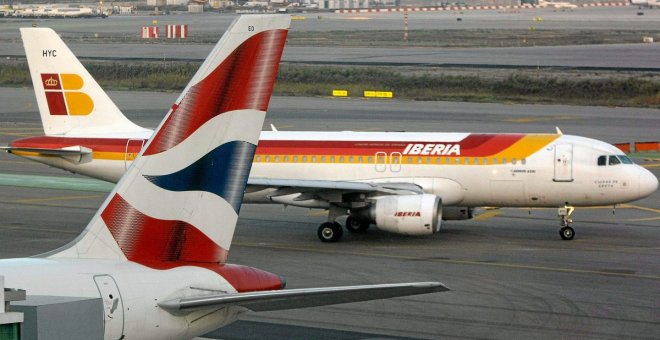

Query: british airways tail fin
[21,27,148,136]
[47,15,291,265]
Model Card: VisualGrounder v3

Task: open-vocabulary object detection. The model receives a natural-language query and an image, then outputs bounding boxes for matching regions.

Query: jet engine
[367,194,442,235]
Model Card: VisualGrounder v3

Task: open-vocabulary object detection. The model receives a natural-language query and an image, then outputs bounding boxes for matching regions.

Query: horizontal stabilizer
[1,145,92,156]
[158,282,448,314]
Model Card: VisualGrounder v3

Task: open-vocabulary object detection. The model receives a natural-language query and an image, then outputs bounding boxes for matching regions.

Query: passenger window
[435,157,441,164]
[473,158,479,165]
[407,156,412,164]
[483,158,488,165]
[265,156,270,162]
[609,155,620,165]
[330,156,335,163]
[302,156,308,162]
[446,158,451,165]
[274,156,279,162]
[521,159,526,165]
[455,158,460,164]
[597,155,606,166]
[349,156,354,163]
[283,155,289,162]
[358,156,363,163]
[339,156,345,163]
[293,155,298,162]
[618,155,633,164]
[492,158,498,165]
[464,158,470,165]
[320,156,326,162]
[512,158,517,165]
[502,158,507,165]
[255,155,261,162]
[312,156,317,162]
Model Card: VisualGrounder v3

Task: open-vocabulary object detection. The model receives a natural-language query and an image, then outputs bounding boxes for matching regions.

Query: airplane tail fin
[20,27,148,136]
[47,15,291,267]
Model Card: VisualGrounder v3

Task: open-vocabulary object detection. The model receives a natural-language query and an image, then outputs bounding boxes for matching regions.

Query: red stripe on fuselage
[256,134,526,157]
[11,134,527,158]
[101,194,282,292]
[144,29,288,156]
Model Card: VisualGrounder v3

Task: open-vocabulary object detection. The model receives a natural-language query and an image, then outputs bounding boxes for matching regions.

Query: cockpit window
[618,155,633,164]
[608,155,621,166]
[597,156,607,166]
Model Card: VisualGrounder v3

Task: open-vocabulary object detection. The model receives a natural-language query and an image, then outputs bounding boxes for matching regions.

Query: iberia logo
[41,73,94,116]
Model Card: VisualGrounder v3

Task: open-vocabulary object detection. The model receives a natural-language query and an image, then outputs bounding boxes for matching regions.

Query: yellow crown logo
[44,77,58,87]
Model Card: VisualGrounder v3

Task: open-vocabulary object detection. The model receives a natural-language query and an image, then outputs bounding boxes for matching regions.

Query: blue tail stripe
[144,141,256,213]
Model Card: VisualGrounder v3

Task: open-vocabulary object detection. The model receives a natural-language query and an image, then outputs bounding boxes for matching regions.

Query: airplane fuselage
[0,258,243,339]
[9,131,657,209]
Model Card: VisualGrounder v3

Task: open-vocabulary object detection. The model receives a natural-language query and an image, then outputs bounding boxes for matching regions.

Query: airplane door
[94,275,125,340]
[375,152,386,172]
[390,152,402,172]
[125,138,144,170]
[554,144,573,182]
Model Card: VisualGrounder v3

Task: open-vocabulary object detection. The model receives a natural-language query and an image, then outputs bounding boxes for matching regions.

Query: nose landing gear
[558,205,575,240]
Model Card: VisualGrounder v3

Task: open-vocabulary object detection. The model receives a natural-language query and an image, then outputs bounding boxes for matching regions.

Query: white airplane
[3,21,658,243]
[630,0,659,8]
[0,16,448,340]
[538,0,578,9]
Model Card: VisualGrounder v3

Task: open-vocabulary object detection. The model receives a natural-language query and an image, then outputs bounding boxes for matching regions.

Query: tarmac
[0,88,658,339]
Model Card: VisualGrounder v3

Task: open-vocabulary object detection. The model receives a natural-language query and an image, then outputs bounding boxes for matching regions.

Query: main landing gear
[317,206,371,242]
[558,205,575,240]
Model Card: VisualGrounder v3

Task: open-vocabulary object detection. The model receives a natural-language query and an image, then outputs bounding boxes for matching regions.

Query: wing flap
[158,282,448,314]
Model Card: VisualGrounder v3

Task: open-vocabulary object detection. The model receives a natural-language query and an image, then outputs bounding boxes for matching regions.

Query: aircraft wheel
[345,216,370,233]
[559,226,575,240]
[318,222,343,243]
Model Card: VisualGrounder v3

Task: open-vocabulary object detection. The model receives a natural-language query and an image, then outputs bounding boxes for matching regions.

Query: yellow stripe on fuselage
[490,134,559,160]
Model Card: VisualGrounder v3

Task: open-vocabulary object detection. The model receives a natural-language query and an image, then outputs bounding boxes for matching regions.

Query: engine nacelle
[442,207,474,220]
[369,194,442,235]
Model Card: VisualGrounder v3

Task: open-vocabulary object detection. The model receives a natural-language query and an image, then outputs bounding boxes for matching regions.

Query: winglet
[270,124,278,132]
[555,126,563,135]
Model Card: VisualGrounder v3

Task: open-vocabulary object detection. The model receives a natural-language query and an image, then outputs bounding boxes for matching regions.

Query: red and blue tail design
[49,15,290,278]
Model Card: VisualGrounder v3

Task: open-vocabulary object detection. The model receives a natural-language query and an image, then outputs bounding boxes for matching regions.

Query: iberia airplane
[0,16,447,340]
[4,22,658,243]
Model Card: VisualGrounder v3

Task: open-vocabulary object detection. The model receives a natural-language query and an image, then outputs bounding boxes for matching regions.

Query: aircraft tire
[318,221,343,242]
[560,226,575,240]
[345,216,370,233]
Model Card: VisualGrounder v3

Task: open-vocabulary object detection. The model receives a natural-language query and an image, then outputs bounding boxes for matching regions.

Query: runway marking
[642,163,660,168]
[0,224,79,235]
[306,210,329,217]
[0,173,113,192]
[473,210,501,221]
[629,216,660,222]
[15,194,101,204]
[619,204,660,214]
[234,242,660,281]
[0,160,31,164]
[505,115,577,123]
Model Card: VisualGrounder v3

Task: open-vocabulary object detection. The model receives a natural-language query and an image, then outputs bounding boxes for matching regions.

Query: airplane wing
[247,178,423,196]
[158,282,448,314]
[1,145,92,156]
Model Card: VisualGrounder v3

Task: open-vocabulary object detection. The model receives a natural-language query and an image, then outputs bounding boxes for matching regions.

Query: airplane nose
[639,168,658,199]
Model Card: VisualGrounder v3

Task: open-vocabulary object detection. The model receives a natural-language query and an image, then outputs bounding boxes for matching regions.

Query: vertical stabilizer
[21,27,149,136]
[47,15,291,265]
